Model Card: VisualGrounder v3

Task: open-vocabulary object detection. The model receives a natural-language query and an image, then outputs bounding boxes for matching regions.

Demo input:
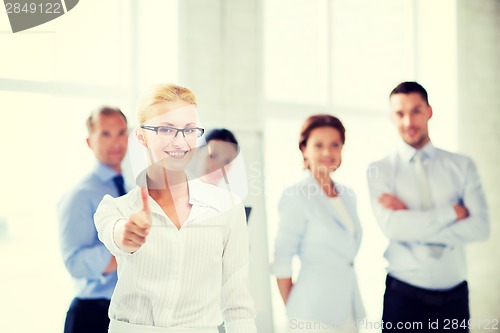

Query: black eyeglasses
[140,125,205,138]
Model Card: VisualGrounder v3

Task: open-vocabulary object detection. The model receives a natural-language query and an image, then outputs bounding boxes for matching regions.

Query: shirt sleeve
[58,190,113,279]
[367,161,456,242]
[94,194,133,257]
[427,158,490,245]
[272,190,307,278]
[220,202,257,333]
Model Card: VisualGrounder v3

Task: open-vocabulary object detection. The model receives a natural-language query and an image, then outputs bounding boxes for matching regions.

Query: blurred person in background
[367,81,489,332]
[201,128,239,187]
[273,114,365,333]
[201,128,251,222]
[58,106,129,333]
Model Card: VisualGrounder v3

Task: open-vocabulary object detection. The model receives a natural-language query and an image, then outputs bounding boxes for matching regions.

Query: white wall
[457,0,500,328]
[179,1,274,332]
[0,1,179,332]
[1,1,499,332]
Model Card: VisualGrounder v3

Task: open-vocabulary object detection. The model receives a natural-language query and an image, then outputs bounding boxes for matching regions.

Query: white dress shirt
[367,142,489,290]
[94,179,256,333]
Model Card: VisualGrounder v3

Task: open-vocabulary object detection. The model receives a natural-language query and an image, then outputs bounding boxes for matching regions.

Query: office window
[263,2,428,332]
[330,0,411,110]
[264,0,329,105]
[0,1,178,332]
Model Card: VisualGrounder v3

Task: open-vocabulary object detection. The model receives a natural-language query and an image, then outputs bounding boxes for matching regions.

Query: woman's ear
[136,128,148,148]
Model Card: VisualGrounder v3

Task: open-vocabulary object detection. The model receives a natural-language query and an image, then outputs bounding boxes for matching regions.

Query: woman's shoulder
[283,175,313,191]
[189,179,243,212]
[98,187,140,212]
[280,178,356,203]
[278,176,315,206]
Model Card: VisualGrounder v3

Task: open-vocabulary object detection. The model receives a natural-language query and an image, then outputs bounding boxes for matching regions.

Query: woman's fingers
[123,231,147,247]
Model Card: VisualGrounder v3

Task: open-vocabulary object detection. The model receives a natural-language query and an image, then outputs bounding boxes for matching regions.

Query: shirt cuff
[224,319,257,333]
[272,262,292,278]
[97,247,114,283]
[111,217,136,256]
[434,206,457,227]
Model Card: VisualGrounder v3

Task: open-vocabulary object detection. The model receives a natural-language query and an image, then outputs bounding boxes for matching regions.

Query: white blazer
[273,173,365,326]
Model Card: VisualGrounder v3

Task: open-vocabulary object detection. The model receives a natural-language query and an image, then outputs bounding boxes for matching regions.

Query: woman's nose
[171,132,186,146]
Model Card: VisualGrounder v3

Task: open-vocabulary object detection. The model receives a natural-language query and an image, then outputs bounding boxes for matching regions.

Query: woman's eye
[184,128,196,134]
[159,127,175,134]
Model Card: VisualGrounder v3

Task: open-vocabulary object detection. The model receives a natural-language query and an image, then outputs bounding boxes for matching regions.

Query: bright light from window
[0,1,179,331]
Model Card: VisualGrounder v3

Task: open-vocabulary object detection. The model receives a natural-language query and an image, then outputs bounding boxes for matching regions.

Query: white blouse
[329,197,355,235]
[94,179,256,333]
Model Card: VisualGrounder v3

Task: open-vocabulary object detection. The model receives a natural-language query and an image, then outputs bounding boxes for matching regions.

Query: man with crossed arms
[367,81,489,332]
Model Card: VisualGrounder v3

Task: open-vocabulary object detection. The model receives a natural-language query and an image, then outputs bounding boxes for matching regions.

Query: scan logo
[4,0,79,33]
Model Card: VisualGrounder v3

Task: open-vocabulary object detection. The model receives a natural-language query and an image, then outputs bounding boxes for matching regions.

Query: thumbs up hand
[115,188,152,253]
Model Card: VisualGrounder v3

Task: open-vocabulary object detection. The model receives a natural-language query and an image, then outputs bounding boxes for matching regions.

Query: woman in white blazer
[273,114,365,333]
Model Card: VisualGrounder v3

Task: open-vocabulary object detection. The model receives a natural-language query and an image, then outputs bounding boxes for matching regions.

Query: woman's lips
[165,150,188,159]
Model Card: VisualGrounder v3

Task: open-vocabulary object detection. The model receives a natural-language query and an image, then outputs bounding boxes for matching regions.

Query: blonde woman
[94,84,256,333]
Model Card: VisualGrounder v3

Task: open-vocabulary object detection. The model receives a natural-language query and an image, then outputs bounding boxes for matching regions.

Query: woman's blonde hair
[137,84,197,124]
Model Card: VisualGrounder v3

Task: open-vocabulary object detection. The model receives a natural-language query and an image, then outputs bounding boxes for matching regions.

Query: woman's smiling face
[138,100,201,172]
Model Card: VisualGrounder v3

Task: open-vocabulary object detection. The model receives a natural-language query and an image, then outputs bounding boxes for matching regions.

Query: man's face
[390,92,432,149]
[203,140,238,185]
[87,113,128,172]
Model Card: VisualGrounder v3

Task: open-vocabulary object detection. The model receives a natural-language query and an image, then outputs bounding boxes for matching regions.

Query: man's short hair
[86,106,127,134]
[390,81,429,105]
